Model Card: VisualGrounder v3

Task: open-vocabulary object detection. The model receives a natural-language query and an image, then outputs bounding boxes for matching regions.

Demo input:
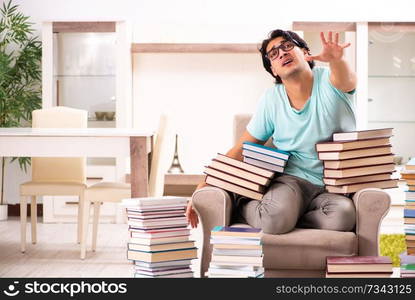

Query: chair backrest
[31,106,87,183]
[233,114,274,148]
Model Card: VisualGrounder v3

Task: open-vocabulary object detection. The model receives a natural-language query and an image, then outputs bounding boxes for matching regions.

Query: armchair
[192,114,391,277]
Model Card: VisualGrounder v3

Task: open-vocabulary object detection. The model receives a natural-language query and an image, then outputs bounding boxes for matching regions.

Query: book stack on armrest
[204,153,275,200]
[122,196,197,278]
[316,128,398,194]
[241,142,290,173]
[402,158,415,256]
[206,226,264,278]
[325,256,393,278]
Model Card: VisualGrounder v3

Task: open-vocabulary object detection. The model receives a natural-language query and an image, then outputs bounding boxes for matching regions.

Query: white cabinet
[43,165,120,223]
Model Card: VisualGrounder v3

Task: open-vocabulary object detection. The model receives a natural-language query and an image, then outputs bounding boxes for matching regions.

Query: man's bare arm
[329,58,357,93]
[305,31,357,93]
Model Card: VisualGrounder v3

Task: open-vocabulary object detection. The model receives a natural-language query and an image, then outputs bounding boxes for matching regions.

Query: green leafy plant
[0,0,42,205]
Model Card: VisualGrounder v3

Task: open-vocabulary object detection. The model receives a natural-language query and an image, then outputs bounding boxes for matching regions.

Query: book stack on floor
[206,226,264,278]
[325,256,393,278]
[122,196,197,278]
[399,253,415,278]
[316,128,398,194]
[401,158,415,256]
[204,153,276,201]
[241,142,290,173]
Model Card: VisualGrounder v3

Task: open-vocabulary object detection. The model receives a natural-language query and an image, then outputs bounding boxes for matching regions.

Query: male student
[186,30,357,234]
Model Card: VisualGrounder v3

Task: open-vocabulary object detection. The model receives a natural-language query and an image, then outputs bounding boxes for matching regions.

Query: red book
[326,256,393,273]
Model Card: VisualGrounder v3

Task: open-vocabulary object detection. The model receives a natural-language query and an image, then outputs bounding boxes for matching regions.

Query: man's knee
[320,194,356,231]
[260,205,298,234]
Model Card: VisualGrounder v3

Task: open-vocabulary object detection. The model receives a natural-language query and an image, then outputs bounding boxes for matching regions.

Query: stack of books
[241,142,290,173]
[399,253,415,278]
[122,196,197,278]
[401,158,415,256]
[204,153,275,200]
[316,128,398,193]
[206,226,264,278]
[326,256,393,278]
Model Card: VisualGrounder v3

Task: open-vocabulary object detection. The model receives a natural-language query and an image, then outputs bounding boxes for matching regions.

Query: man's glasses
[265,40,299,61]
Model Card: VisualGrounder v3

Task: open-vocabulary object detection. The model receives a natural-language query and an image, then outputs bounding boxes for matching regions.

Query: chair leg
[30,196,37,244]
[20,196,28,253]
[77,196,83,244]
[80,192,90,259]
[92,201,101,252]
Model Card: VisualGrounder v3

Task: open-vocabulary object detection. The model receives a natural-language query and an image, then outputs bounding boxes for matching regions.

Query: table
[163,173,205,197]
[0,128,153,197]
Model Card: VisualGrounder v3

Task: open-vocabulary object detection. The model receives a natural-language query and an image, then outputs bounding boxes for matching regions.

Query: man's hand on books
[186,201,199,228]
[305,31,350,63]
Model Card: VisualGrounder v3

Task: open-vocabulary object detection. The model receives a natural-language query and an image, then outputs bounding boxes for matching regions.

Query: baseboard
[8,204,43,217]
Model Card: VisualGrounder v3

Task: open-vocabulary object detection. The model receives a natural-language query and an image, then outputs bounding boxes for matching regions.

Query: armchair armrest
[352,188,391,256]
[191,186,233,277]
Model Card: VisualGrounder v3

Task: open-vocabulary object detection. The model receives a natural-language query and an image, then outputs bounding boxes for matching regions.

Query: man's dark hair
[259,29,315,84]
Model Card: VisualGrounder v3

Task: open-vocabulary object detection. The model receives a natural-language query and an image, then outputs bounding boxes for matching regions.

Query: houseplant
[0,0,42,220]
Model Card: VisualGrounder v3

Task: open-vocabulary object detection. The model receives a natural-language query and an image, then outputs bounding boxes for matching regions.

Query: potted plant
[0,0,42,220]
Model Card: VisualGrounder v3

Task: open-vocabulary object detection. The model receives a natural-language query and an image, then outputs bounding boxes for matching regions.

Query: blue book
[211,226,262,237]
[404,209,415,218]
[242,149,287,167]
[242,142,290,160]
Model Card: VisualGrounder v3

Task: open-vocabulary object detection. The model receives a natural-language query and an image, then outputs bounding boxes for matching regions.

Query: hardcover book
[204,167,265,192]
[316,137,390,152]
[243,157,285,173]
[323,154,395,169]
[205,175,264,200]
[215,153,274,178]
[323,164,395,178]
[242,149,287,167]
[242,141,290,160]
[326,256,393,273]
[323,173,392,186]
[318,145,392,160]
[325,179,398,194]
[332,128,393,142]
[209,160,271,186]
[211,226,261,237]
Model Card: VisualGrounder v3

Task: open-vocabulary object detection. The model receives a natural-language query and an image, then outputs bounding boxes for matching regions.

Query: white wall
[13,0,415,43]
[133,53,272,173]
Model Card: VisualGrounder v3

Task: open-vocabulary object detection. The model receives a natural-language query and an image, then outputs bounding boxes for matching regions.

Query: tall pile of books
[241,142,290,173]
[122,196,197,278]
[316,128,398,194]
[399,253,415,278]
[204,153,275,200]
[326,256,393,278]
[206,226,264,278]
[401,158,415,256]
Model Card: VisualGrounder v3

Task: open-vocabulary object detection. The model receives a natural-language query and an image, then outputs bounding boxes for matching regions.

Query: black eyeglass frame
[265,39,301,61]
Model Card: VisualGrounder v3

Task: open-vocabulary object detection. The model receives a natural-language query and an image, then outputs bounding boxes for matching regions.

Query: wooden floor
[0,217,202,278]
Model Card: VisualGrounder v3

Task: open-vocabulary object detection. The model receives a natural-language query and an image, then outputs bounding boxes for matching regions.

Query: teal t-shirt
[247,66,356,186]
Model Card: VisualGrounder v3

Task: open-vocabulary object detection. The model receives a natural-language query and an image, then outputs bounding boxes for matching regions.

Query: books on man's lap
[205,144,290,200]
[316,128,397,194]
